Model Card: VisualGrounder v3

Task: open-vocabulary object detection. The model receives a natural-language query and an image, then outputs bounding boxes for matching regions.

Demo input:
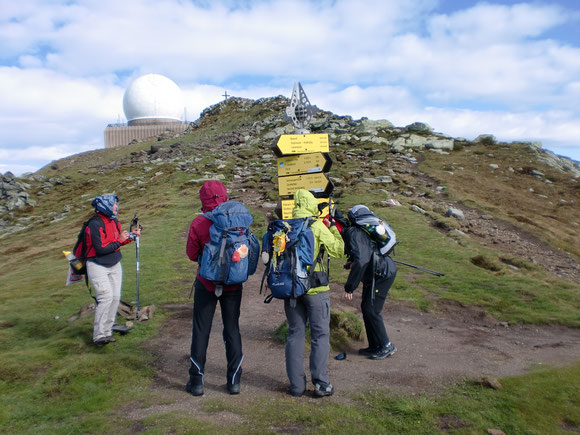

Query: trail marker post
[275,83,334,219]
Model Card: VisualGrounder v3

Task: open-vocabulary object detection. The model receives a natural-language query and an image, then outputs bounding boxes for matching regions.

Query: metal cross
[286,82,314,133]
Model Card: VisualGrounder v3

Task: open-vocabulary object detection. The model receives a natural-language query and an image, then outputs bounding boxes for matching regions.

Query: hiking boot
[185,380,204,397]
[289,388,305,397]
[227,383,240,395]
[93,337,110,346]
[313,382,334,398]
[105,336,116,343]
[369,343,397,360]
[358,346,379,356]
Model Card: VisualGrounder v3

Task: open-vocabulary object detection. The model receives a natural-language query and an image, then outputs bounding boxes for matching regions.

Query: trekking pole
[130,213,143,313]
[393,259,445,277]
[135,234,141,312]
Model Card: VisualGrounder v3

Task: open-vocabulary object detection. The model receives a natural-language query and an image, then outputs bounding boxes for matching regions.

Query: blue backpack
[260,217,325,305]
[199,201,259,285]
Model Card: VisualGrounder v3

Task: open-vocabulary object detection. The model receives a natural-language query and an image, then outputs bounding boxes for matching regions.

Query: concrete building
[105,74,188,148]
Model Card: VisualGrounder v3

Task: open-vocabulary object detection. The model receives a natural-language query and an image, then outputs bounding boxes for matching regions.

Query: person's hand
[343,292,353,301]
[322,214,331,228]
[120,230,130,242]
[132,228,141,236]
[343,261,352,270]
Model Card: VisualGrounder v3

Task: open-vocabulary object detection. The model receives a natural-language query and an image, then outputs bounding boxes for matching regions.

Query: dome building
[105,74,188,148]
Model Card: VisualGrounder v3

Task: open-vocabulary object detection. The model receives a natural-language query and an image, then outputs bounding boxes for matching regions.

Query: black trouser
[189,280,243,386]
[361,274,396,349]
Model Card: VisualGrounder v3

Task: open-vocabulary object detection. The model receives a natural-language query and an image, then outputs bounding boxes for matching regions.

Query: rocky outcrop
[1,172,37,211]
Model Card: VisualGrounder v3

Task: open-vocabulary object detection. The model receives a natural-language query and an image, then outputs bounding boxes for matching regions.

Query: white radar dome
[123,74,184,125]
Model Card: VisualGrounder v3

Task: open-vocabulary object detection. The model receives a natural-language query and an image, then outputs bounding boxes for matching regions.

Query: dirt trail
[130,263,580,421]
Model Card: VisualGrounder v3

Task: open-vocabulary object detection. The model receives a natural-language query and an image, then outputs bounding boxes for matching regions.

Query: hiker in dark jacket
[85,194,140,345]
[284,189,344,398]
[342,205,398,360]
[185,180,243,396]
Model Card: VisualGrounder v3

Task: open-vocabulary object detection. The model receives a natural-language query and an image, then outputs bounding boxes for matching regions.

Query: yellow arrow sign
[275,134,329,156]
[278,173,333,197]
[281,198,332,220]
[277,153,332,177]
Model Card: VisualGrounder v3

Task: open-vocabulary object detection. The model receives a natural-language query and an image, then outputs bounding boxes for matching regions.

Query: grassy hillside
[0,97,578,433]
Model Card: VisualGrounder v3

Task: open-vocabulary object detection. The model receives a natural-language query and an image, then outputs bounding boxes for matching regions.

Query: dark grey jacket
[342,226,397,294]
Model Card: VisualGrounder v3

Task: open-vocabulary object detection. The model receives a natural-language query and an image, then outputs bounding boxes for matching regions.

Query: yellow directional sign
[277,153,332,177]
[278,173,333,197]
[281,198,332,220]
[275,134,329,156]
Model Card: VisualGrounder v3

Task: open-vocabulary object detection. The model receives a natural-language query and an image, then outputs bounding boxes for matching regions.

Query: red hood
[199,180,228,212]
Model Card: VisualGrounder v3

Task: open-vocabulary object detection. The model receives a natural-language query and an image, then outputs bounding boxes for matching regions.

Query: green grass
[329,185,580,326]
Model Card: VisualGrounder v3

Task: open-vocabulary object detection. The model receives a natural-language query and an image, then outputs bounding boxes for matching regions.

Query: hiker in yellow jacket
[284,189,344,397]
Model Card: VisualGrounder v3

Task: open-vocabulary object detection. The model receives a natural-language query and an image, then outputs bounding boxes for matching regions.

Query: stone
[489,164,499,170]
[405,122,432,133]
[382,199,401,207]
[411,205,427,215]
[356,119,394,134]
[359,178,379,184]
[446,208,465,220]
[425,138,454,150]
[261,202,278,209]
[487,430,506,435]
[2,172,15,182]
[474,134,496,144]
[368,136,390,145]
[479,376,503,390]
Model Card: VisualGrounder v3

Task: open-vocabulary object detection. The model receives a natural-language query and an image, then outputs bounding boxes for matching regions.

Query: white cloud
[1,0,579,175]
[428,3,567,43]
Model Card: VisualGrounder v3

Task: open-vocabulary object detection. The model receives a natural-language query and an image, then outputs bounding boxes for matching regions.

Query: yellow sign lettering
[277,153,332,177]
[275,134,329,156]
[278,173,332,197]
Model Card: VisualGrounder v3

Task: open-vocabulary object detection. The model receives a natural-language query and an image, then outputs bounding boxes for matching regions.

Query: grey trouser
[87,261,122,342]
[284,291,331,395]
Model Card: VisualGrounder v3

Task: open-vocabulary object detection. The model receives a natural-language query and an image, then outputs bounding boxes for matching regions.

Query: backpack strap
[218,230,228,282]
[260,256,272,303]
[84,273,98,305]
[76,216,101,305]
[289,245,298,308]
[370,249,377,305]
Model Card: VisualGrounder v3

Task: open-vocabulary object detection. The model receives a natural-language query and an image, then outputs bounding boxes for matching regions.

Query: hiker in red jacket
[185,180,243,396]
[85,194,140,345]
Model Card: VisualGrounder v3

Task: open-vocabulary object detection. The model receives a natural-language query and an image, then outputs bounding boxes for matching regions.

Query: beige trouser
[87,261,122,342]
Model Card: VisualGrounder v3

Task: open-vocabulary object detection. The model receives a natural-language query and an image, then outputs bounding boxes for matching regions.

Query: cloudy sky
[1,0,579,175]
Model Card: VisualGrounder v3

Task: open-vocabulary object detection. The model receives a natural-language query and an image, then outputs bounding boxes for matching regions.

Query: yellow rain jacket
[292,189,345,295]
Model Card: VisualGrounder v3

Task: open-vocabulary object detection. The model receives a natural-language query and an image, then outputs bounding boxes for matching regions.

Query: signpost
[276,83,334,219]
[277,152,332,177]
[278,172,333,197]
[274,134,329,156]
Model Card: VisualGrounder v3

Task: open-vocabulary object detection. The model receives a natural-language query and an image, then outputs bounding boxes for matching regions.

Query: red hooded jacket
[186,180,238,292]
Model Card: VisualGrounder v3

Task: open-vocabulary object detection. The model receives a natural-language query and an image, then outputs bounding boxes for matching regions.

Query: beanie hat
[92,194,119,218]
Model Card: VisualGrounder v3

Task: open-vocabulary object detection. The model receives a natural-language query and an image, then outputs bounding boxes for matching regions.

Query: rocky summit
[1,96,579,282]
